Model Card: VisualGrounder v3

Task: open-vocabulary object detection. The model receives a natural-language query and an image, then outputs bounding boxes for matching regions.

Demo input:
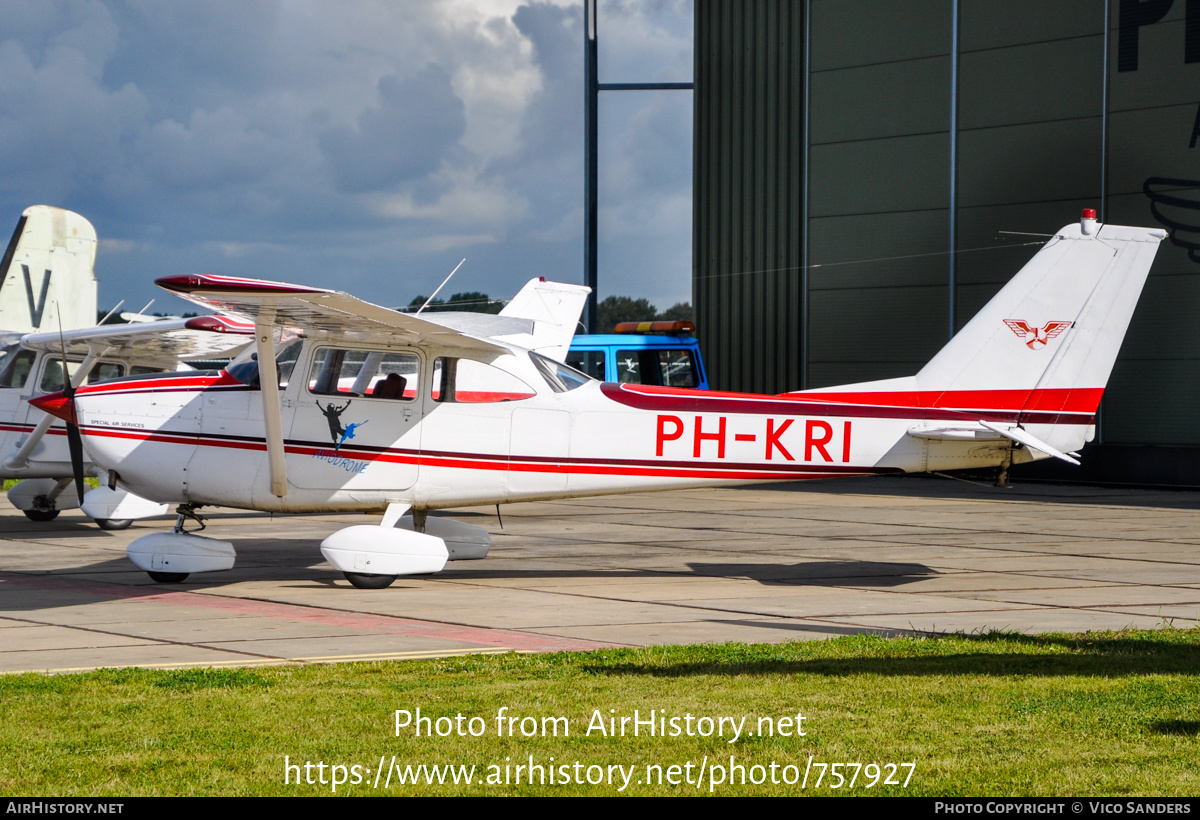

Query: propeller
[56,319,87,505]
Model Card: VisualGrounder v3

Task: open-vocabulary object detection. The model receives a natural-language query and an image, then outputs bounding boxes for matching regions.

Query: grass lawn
[1,630,1197,796]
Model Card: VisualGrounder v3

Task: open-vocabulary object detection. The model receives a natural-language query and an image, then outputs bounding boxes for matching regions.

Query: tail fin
[495,278,590,361]
[0,205,98,333]
[916,213,1164,406]
[801,212,1165,464]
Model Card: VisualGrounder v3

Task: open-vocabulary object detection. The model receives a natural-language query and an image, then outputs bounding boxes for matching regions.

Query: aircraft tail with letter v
[0,205,98,334]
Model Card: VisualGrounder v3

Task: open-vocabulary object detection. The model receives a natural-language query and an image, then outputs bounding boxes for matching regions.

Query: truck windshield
[617,348,699,388]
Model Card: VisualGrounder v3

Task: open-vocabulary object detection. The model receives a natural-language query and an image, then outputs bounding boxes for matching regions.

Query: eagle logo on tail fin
[1004,319,1072,350]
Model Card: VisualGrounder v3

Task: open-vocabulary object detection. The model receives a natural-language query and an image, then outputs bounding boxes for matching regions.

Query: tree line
[403,292,693,334]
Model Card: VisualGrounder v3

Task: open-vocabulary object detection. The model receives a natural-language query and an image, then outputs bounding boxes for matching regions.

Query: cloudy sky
[0,0,694,315]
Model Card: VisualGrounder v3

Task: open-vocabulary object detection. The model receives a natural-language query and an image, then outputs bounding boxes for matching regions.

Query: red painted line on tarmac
[0,572,612,654]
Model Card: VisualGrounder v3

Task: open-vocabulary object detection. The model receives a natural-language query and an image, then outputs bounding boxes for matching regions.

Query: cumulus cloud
[320,65,466,193]
[0,0,696,311]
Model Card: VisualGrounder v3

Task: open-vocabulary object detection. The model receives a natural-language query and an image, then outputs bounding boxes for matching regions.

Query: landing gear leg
[995,448,1014,488]
[173,504,207,533]
[141,504,210,582]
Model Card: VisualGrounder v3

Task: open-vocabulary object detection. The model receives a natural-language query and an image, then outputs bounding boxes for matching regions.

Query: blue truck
[566,321,709,390]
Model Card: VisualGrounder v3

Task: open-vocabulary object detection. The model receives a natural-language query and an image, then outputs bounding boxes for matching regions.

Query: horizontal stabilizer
[978,420,1080,465]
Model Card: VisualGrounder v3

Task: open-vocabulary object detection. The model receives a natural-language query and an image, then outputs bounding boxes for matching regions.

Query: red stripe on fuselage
[600,382,1101,424]
[73,423,896,482]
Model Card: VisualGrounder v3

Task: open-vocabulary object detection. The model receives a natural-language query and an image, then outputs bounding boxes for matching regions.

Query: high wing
[157,274,509,355]
[19,315,255,363]
[154,272,524,500]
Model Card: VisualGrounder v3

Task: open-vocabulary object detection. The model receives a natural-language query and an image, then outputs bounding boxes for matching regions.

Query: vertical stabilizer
[915,216,1164,413]
[495,278,591,361]
[0,205,98,333]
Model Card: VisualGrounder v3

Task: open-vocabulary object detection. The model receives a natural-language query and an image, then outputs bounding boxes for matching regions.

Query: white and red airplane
[32,212,1164,588]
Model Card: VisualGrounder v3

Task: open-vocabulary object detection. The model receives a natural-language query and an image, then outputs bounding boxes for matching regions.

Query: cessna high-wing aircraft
[33,212,1164,588]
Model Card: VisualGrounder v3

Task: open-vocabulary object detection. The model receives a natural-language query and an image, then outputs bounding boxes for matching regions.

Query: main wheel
[148,571,189,583]
[23,509,59,522]
[344,572,396,590]
[94,518,132,531]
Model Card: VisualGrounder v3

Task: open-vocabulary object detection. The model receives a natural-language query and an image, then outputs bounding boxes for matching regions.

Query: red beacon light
[613,320,696,335]
[1080,208,1098,236]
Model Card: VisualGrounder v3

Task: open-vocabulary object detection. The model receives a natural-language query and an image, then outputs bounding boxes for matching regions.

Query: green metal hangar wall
[693,0,1200,486]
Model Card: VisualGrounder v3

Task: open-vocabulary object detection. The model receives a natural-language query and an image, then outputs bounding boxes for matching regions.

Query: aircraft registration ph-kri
[32,211,1165,588]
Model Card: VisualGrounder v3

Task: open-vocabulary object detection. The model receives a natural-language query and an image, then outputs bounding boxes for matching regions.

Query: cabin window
[39,358,81,393]
[307,347,420,400]
[0,349,35,389]
[431,357,537,403]
[87,362,126,384]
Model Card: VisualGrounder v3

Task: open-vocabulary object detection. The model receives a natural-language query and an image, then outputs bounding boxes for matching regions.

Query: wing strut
[254,314,288,497]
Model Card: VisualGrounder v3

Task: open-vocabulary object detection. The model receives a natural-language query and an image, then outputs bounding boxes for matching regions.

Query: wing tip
[156,274,330,296]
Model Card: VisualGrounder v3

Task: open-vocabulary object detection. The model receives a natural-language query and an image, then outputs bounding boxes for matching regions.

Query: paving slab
[1,474,1199,672]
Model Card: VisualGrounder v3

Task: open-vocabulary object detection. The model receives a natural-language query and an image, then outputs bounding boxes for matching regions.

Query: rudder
[0,205,98,333]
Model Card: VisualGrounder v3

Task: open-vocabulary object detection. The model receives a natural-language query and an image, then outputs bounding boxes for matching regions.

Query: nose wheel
[95,518,132,531]
[23,509,60,522]
[148,571,189,584]
[343,572,396,590]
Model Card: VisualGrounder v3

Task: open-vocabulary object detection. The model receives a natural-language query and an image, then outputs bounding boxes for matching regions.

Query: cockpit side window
[0,349,35,389]
[39,358,81,393]
[226,339,303,388]
[430,357,537,403]
[307,347,421,400]
[87,362,126,384]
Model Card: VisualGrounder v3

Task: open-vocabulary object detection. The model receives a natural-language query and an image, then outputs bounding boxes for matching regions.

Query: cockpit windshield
[529,352,592,393]
[226,338,303,387]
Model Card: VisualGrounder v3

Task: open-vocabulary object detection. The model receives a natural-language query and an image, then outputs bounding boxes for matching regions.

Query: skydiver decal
[317,399,352,445]
[337,419,369,452]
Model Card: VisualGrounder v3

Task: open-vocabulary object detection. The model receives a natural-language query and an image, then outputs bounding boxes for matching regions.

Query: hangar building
[693,0,1200,485]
